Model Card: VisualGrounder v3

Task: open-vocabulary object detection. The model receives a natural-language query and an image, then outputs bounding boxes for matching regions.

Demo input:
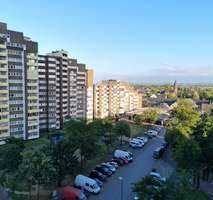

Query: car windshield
[151,173,160,178]
[103,167,108,171]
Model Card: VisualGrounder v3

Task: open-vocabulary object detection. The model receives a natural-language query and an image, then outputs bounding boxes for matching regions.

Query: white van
[114,150,133,162]
[74,175,100,194]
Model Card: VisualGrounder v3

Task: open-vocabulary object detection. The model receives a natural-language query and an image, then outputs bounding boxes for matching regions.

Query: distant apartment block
[0,22,39,140]
[38,50,93,132]
[94,80,142,118]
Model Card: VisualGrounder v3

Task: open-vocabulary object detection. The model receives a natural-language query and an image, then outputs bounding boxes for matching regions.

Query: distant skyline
[1,0,213,83]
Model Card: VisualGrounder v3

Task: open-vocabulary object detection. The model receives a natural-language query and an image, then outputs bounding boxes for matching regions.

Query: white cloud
[154,63,213,77]
[94,64,213,84]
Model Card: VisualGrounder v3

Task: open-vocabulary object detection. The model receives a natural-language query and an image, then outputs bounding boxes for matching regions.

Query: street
[90,128,173,200]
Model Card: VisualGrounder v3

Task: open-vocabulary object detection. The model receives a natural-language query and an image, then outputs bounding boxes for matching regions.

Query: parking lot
[90,127,173,200]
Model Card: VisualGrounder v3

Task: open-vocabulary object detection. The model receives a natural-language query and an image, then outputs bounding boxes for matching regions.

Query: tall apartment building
[86,69,94,120]
[38,50,93,132]
[0,22,39,140]
[94,80,142,118]
[38,55,57,132]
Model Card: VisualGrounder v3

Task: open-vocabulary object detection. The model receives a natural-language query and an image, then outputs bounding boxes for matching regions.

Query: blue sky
[0,0,213,83]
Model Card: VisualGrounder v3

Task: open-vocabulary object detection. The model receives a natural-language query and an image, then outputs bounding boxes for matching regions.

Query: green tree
[114,120,130,144]
[133,114,143,125]
[0,143,23,173]
[192,90,199,100]
[133,109,159,124]
[19,150,56,200]
[167,92,177,99]
[171,99,200,129]
[133,176,173,200]
[194,114,213,181]
[133,172,208,200]
[47,140,79,186]
[174,138,201,170]
[174,138,202,188]
[65,120,100,167]
[93,118,116,150]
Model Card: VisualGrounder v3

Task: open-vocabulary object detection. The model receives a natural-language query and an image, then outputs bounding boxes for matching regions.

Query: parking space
[89,127,168,200]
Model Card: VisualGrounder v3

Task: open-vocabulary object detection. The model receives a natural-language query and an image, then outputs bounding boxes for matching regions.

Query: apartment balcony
[27,62,36,67]
[0,74,8,79]
[28,121,39,126]
[27,71,38,78]
[0,96,8,101]
[28,109,38,114]
[0,90,8,94]
[0,110,9,115]
[0,51,7,57]
[28,102,38,107]
[27,133,39,140]
[0,129,9,138]
[0,44,6,48]
[28,115,39,120]
[0,103,8,108]
[28,128,39,134]
[28,96,38,101]
[0,118,9,124]
[0,60,7,66]
[28,82,38,87]
[28,89,38,94]
[0,82,8,87]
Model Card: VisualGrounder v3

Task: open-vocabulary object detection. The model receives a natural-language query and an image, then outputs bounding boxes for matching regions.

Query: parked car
[132,138,145,146]
[53,186,87,200]
[101,163,116,173]
[114,150,133,162]
[144,132,153,139]
[137,136,148,144]
[150,171,166,182]
[129,140,143,148]
[106,161,118,169]
[93,178,104,187]
[119,157,129,164]
[111,158,125,166]
[153,147,164,159]
[161,142,169,150]
[74,175,100,194]
[148,130,158,136]
[152,126,161,132]
[124,150,133,157]
[89,170,106,182]
[95,165,112,176]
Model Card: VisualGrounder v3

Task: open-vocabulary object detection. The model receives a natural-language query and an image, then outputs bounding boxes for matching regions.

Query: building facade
[0,22,94,138]
[38,50,93,132]
[94,80,142,118]
[38,55,57,132]
[0,22,39,140]
[86,69,94,120]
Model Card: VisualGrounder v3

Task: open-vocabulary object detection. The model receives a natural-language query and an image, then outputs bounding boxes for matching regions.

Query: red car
[54,186,87,200]
[120,157,129,164]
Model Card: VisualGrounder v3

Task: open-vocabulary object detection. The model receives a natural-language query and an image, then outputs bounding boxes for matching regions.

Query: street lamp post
[118,177,123,200]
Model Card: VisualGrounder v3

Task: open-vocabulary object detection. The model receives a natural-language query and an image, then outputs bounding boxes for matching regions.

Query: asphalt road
[90,128,167,200]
